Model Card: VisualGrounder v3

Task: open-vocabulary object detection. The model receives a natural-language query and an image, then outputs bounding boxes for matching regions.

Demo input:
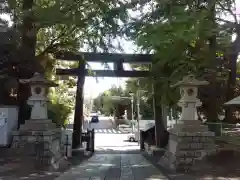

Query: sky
[84,63,132,98]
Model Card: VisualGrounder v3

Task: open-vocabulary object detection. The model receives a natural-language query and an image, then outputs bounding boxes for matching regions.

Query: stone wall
[12,129,63,169]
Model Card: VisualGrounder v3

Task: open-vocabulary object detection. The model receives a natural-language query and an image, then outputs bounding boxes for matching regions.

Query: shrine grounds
[0,117,240,180]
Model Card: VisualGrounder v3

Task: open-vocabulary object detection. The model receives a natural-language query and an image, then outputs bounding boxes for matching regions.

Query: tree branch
[216,18,237,29]
[216,1,238,24]
[36,26,77,57]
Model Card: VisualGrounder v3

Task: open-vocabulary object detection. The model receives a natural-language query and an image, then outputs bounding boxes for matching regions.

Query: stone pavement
[1,149,238,180]
[55,152,169,180]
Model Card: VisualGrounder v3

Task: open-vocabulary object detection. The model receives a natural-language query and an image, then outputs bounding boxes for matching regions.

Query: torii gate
[54,51,163,148]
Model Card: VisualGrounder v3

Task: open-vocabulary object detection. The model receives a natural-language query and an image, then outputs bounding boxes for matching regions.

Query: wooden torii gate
[55,51,162,148]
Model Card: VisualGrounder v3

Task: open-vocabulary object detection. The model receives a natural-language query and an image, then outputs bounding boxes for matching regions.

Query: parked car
[90,113,99,123]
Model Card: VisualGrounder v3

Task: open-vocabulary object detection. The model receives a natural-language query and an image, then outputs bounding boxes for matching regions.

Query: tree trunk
[18,0,38,125]
[72,61,86,149]
[153,81,169,148]
[207,0,218,123]
[225,34,240,123]
[21,0,37,64]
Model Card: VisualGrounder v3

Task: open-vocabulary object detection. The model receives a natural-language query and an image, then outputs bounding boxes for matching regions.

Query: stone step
[19,122,56,131]
[24,119,53,123]
[172,124,208,132]
[181,120,202,125]
[181,125,208,132]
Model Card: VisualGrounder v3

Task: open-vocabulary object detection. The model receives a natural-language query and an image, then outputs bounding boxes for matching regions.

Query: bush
[48,102,72,128]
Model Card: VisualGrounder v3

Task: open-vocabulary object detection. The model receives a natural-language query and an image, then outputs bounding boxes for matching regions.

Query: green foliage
[7,0,135,54]
[48,102,71,128]
[93,85,129,116]
[125,78,154,119]
[3,0,136,124]
[93,83,154,119]
[48,83,73,127]
[2,0,239,124]
[126,2,213,105]
[124,0,240,121]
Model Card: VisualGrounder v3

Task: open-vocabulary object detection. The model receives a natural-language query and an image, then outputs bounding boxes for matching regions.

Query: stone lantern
[171,74,208,122]
[12,73,66,170]
[19,72,58,120]
[160,74,215,172]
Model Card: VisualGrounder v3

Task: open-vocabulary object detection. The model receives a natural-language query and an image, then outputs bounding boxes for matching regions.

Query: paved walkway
[55,152,169,180]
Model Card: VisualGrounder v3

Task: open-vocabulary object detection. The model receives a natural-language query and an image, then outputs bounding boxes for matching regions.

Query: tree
[125,0,239,118]
[121,0,240,146]
[93,85,129,117]
[2,0,135,125]
[93,82,155,120]
[125,77,154,119]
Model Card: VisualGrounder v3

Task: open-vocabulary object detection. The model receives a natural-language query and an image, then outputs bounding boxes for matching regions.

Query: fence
[167,120,240,137]
[204,122,240,137]
[204,122,240,151]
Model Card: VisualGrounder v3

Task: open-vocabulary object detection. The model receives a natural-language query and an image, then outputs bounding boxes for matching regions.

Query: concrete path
[55,152,169,180]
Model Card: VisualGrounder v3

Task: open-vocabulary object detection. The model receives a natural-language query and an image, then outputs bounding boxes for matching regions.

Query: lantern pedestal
[159,75,216,172]
[11,73,68,170]
[12,127,65,170]
[160,120,215,172]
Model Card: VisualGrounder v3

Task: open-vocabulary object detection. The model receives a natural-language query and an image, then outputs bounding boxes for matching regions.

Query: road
[84,116,139,151]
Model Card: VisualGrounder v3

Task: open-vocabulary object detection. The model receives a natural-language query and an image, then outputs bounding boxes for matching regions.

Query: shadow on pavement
[56,151,169,180]
[69,149,94,166]
[142,149,240,180]
[190,149,240,179]
[0,147,65,180]
[142,152,194,180]
[0,147,94,180]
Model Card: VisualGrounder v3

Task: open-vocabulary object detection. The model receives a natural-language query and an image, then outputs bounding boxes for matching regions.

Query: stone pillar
[160,74,216,172]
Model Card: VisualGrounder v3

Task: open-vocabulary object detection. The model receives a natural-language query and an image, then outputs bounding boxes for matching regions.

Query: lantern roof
[171,74,208,88]
[19,72,58,87]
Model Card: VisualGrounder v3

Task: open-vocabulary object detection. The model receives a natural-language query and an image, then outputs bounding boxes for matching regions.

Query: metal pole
[131,95,134,133]
[92,128,95,152]
[65,135,69,157]
[137,90,140,145]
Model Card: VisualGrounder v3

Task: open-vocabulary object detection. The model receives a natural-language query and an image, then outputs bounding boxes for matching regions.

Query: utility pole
[136,80,140,145]
[129,93,134,133]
